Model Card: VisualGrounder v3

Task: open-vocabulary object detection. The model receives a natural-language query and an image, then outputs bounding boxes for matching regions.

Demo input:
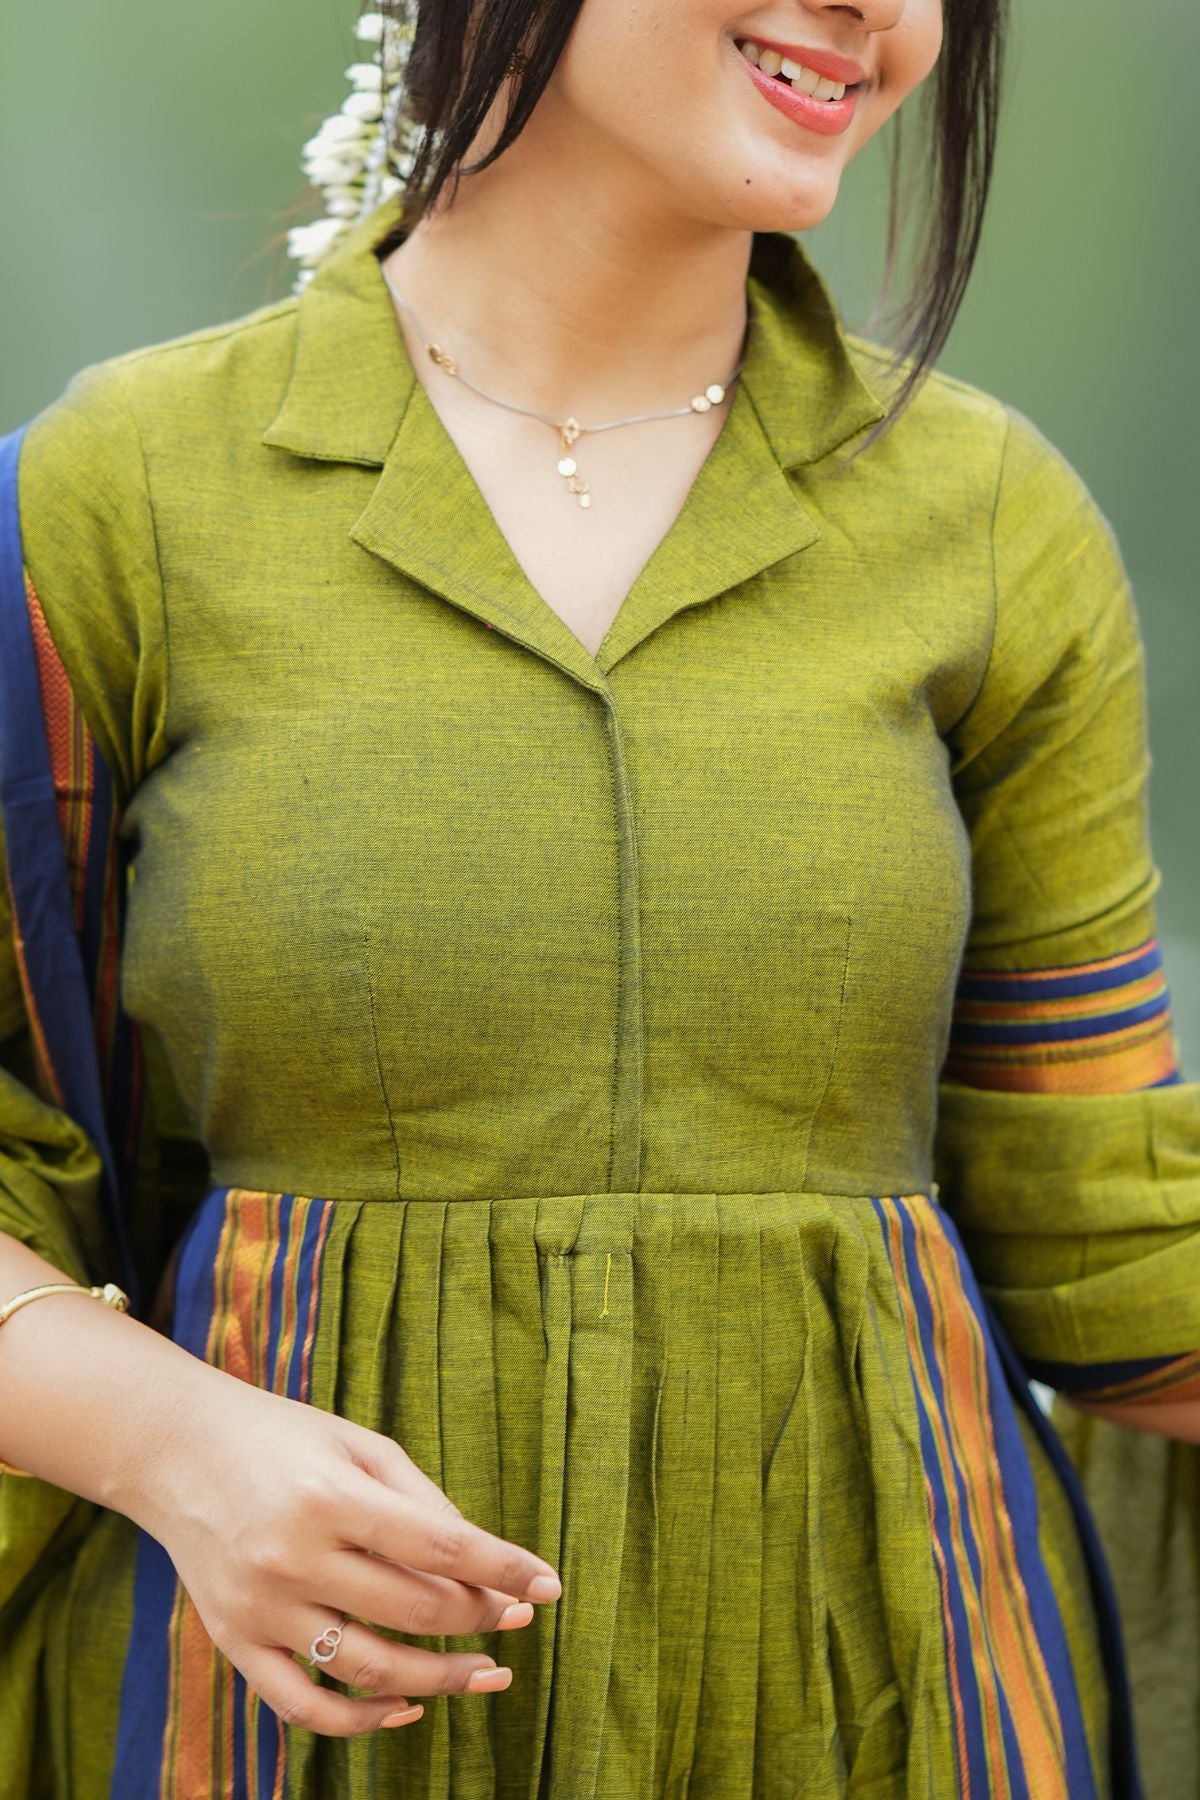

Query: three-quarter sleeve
[0,357,174,1295]
[17,357,170,804]
[932,402,1200,1404]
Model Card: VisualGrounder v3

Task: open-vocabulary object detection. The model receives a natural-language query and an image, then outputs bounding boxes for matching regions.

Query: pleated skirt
[40,1185,1132,1798]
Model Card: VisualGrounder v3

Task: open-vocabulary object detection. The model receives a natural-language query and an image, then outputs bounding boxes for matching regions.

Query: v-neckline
[351,256,819,688]
[388,283,744,667]
[262,204,892,692]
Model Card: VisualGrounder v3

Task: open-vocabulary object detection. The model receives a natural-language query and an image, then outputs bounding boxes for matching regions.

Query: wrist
[100,1342,244,1536]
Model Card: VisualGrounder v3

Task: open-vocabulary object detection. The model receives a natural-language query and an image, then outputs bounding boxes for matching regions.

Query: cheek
[894,2,945,98]
[554,0,743,155]
[553,24,662,144]
[856,1,944,139]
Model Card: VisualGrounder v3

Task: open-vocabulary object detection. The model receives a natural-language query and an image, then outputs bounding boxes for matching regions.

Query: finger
[339,1468,561,1604]
[340,1430,557,1608]
[327,1550,535,1638]
[238,1643,423,1738]
[298,1614,514,1698]
[340,1424,469,1516]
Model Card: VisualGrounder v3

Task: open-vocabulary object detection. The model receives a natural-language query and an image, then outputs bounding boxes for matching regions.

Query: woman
[1,0,1197,1793]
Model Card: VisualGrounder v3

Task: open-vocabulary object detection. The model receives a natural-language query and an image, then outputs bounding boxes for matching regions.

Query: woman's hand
[133,1371,561,1737]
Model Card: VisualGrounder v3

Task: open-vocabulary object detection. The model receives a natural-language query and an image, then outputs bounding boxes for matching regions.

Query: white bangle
[0,1280,130,1329]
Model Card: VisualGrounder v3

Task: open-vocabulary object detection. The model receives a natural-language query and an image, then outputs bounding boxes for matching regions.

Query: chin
[704,167,844,236]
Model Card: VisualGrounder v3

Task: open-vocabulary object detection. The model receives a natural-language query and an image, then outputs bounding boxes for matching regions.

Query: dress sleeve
[17,357,170,803]
[0,359,185,1300]
[932,402,1200,1407]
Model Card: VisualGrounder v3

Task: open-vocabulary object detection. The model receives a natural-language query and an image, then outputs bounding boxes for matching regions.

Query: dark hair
[374,0,1010,457]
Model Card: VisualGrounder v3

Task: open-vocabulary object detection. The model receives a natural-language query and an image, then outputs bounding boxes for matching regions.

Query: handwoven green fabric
[3,195,1199,1796]
[33,1192,1109,1799]
[1051,1398,1200,1800]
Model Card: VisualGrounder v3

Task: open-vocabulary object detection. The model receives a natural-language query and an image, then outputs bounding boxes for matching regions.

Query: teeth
[782,59,821,95]
[738,40,849,100]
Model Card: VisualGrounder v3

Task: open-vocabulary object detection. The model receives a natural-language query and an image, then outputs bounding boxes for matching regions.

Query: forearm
[1059,1389,1200,1444]
[0,1229,229,1530]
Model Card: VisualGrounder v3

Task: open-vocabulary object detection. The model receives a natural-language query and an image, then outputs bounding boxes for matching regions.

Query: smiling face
[536,0,944,234]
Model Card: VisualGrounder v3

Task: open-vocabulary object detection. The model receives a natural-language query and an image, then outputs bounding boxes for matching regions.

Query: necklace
[381,266,747,511]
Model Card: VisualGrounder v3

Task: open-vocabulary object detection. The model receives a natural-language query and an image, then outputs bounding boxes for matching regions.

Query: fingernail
[381,1705,424,1727]
[498,1601,534,1628]
[527,1574,561,1603]
[467,1665,513,1693]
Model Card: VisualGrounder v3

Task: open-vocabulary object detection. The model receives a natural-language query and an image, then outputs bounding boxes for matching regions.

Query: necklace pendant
[556,455,591,508]
[557,420,591,507]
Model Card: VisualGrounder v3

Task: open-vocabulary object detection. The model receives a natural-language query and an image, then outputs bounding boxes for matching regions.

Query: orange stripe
[276,1204,301,1390]
[220,1190,267,1386]
[923,1459,973,1794]
[25,576,97,932]
[157,1191,332,1796]
[22,570,136,1125]
[1075,1351,1200,1407]
[1095,1371,1200,1407]
[883,1202,990,1794]
[245,1687,262,1800]
[947,1015,1170,1058]
[959,940,1160,984]
[251,1191,279,1387]
[912,1199,1068,1792]
[26,568,136,1114]
[272,1703,288,1800]
[944,1027,1179,1094]
[955,971,1167,1023]
[165,1198,241,1798]
[214,1626,234,1797]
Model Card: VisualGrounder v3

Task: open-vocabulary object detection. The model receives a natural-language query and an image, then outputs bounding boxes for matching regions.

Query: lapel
[263,201,890,689]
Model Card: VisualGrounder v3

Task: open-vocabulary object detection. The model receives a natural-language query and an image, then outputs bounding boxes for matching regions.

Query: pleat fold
[539,1203,638,1795]
[488,1196,560,1799]
[654,1196,719,1791]
[689,1196,765,1797]
[525,1202,574,1796]
[598,1229,664,1799]
[95,1184,1117,1800]
[439,1200,503,1789]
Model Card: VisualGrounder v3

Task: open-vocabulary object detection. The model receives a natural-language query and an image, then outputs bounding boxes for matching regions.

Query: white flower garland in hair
[287,7,424,291]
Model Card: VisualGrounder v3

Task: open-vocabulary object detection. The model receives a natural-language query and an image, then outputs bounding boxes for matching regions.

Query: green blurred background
[1,1,1196,1066]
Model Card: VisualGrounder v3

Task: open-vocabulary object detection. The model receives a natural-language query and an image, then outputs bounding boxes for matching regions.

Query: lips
[737,47,862,138]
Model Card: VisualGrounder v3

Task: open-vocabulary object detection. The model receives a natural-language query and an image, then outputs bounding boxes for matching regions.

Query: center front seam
[599,692,645,1194]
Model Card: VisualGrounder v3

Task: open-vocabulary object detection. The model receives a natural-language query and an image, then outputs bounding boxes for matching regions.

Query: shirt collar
[261,198,890,471]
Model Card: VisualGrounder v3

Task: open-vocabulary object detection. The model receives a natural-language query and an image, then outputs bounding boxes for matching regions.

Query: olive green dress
[2,196,1198,1799]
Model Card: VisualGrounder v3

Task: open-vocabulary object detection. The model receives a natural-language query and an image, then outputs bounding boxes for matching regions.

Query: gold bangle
[0,1281,130,1478]
[0,1280,130,1329]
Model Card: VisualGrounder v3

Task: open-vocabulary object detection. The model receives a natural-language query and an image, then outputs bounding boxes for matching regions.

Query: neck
[379,111,754,422]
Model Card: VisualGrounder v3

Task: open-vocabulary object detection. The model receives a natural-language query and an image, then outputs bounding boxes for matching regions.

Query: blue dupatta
[0,424,144,1313]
